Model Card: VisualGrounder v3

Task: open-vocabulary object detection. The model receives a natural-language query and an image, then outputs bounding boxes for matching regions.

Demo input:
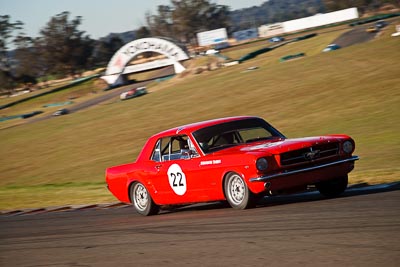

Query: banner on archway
[101,37,189,86]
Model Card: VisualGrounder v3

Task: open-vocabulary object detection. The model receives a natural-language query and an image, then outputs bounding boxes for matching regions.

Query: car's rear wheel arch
[127,179,157,203]
[129,180,159,216]
[127,180,139,203]
[127,178,161,205]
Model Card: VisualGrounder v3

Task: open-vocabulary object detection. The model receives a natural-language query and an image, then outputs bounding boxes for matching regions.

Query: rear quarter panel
[106,163,138,203]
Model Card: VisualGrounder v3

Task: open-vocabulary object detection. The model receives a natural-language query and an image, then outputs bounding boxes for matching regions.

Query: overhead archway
[101,37,189,86]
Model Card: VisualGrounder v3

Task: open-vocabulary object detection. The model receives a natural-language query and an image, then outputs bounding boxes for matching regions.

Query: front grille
[280,142,339,166]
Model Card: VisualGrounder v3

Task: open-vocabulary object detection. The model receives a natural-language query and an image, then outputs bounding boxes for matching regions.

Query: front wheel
[130,182,159,216]
[316,175,348,198]
[224,172,256,209]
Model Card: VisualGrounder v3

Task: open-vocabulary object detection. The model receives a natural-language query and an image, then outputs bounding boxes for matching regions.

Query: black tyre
[130,182,159,216]
[224,172,255,209]
[316,175,348,198]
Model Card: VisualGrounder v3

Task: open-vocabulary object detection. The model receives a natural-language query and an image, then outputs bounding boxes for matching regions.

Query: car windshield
[192,118,285,154]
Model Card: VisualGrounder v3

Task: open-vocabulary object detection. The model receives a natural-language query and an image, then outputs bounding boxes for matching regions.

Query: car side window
[151,135,199,162]
[151,139,162,162]
[162,136,187,161]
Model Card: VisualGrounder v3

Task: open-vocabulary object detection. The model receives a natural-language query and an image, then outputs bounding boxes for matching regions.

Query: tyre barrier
[0,110,43,122]
[238,47,272,63]
[0,114,22,122]
[213,53,231,61]
[280,53,306,62]
[349,13,400,26]
[237,33,317,63]
[293,33,317,41]
[42,101,74,108]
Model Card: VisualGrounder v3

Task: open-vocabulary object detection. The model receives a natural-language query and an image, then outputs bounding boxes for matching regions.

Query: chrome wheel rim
[134,183,148,211]
[229,174,245,205]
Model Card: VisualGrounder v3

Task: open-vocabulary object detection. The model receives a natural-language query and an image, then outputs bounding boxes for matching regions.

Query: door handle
[155,165,162,170]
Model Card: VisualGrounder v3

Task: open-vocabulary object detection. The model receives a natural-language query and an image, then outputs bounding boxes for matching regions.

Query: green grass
[0,182,112,210]
[1,23,399,210]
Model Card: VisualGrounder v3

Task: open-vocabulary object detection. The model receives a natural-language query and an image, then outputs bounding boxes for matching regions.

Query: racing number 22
[170,172,184,187]
[167,164,187,195]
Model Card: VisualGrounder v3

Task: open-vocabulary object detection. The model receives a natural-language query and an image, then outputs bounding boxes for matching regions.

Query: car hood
[211,136,342,156]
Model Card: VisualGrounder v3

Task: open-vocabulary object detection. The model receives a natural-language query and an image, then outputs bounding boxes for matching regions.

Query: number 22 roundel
[167,164,187,195]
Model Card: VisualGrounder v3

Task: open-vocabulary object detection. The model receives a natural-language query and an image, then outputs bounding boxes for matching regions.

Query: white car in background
[205,49,219,55]
[323,44,341,52]
[120,87,147,100]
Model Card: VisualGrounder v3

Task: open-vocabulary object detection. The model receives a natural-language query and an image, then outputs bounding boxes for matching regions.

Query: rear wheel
[224,172,255,209]
[130,182,159,216]
[316,175,348,198]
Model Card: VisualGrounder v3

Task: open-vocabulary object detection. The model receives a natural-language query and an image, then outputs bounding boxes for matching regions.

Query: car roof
[136,116,263,162]
[151,116,260,138]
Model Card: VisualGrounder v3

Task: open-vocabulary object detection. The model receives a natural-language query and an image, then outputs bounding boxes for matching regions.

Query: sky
[1,0,267,39]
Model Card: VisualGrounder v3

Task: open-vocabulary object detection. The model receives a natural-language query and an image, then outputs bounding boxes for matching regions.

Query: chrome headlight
[343,141,353,154]
[256,158,268,171]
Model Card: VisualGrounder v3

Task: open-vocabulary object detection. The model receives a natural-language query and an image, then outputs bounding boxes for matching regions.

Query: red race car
[106,116,359,215]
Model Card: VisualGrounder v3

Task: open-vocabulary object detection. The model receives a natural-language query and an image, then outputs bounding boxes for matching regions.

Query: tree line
[323,0,400,14]
[1,0,398,94]
[230,0,399,30]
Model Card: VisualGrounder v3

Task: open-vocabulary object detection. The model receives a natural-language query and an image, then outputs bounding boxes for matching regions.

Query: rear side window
[151,135,198,162]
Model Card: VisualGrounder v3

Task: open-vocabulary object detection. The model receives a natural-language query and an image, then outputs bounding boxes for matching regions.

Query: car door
[148,135,216,205]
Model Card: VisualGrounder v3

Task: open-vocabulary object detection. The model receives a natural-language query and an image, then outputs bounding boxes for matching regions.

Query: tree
[13,34,38,79]
[322,0,400,13]
[0,69,14,94]
[0,15,24,91]
[146,5,174,37]
[36,11,94,76]
[146,0,230,44]
[229,0,326,32]
[136,26,151,39]
[0,15,23,70]
[91,36,123,66]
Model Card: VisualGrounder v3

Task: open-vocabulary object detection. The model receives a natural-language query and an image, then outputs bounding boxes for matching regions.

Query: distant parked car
[52,108,69,116]
[120,87,147,100]
[269,36,284,43]
[375,20,387,29]
[323,44,341,52]
[205,49,219,55]
[366,26,378,33]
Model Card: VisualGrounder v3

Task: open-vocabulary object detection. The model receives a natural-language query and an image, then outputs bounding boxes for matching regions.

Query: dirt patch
[332,26,376,47]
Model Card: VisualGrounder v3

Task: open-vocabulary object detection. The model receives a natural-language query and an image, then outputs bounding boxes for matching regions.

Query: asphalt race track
[1,185,399,266]
[332,23,379,48]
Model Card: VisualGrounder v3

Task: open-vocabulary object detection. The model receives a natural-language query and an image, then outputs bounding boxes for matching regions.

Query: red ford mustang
[106,116,359,215]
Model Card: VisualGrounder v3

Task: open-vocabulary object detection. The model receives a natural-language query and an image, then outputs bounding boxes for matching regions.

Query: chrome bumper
[249,156,359,182]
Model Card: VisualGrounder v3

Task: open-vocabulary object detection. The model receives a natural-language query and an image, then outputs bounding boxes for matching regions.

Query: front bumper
[249,156,359,182]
